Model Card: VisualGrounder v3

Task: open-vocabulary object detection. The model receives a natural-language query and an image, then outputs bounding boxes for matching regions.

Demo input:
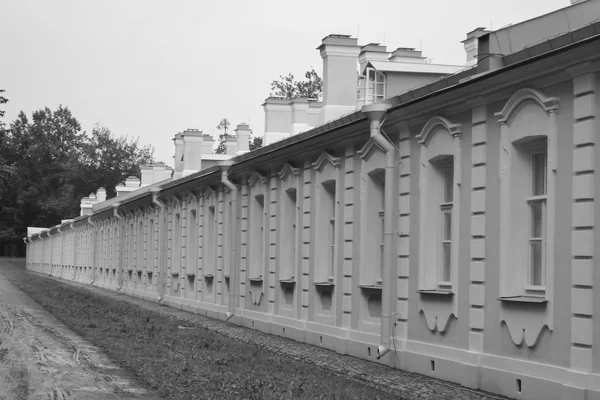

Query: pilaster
[342,146,356,328]
[239,180,250,307]
[396,123,411,340]
[569,67,596,372]
[268,170,278,314]
[301,160,313,321]
[469,105,488,353]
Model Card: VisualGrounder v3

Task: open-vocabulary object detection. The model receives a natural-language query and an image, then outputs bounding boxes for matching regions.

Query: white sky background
[1,0,569,166]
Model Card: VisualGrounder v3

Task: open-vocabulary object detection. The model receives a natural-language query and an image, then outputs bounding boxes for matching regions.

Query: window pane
[530,201,543,238]
[530,241,542,286]
[532,152,546,196]
[443,211,452,241]
[442,243,451,282]
[443,168,454,202]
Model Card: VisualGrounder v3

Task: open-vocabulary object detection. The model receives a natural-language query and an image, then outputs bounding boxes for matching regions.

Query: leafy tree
[80,125,155,199]
[249,135,263,151]
[270,67,323,100]
[214,118,231,154]
[0,105,155,255]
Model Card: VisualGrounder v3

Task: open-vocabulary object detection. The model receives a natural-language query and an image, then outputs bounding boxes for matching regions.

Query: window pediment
[417,116,462,146]
[277,163,300,181]
[248,170,268,187]
[184,191,197,204]
[312,152,341,172]
[495,88,559,125]
[357,137,386,161]
[201,186,216,199]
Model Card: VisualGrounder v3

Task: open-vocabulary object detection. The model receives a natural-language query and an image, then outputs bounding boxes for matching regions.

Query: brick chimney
[317,34,360,124]
[235,123,252,155]
[358,43,388,73]
[461,28,490,66]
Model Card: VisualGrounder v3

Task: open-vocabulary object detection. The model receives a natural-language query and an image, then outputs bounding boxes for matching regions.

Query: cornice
[278,163,300,180]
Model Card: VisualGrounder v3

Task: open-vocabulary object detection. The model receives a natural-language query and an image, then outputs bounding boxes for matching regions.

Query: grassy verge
[2,262,396,400]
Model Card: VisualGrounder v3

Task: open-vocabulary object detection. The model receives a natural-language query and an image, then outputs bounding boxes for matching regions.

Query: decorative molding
[501,319,549,347]
[249,290,264,306]
[184,191,197,204]
[495,88,559,125]
[416,115,462,145]
[202,186,216,199]
[248,170,268,187]
[278,163,300,181]
[311,151,341,172]
[419,309,456,333]
[357,137,386,161]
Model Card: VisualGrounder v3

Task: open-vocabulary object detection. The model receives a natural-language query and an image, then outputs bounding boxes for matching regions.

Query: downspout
[87,216,97,284]
[112,203,125,291]
[362,103,395,360]
[217,161,238,322]
[151,188,167,302]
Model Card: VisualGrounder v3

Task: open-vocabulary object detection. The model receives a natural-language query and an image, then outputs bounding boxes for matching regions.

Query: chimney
[358,43,388,72]
[172,133,184,179]
[317,34,360,124]
[290,97,310,134]
[235,123,252,155]
[141,165,153,187]
[462,28,489,66]
[263,97,292,145]
[125,176,140,188]
[96,187,107,202]
[388,47,427,63]
[153,163,172,182]
[201,134,214,155]
[182,128,204,176]
[224,135,237,155]
[79,193,96,216]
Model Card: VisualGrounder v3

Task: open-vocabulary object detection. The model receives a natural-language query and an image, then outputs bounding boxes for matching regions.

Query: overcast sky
[1,0,569,166]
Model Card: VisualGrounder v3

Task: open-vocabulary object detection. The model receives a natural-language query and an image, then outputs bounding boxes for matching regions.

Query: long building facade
[24,2,600,399]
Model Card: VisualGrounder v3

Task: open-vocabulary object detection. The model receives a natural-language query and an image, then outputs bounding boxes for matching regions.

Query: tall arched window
[495,88,559,301]
[417,116,462,293]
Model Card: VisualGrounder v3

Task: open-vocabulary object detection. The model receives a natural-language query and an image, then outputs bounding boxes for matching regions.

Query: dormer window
[357,67,386,106]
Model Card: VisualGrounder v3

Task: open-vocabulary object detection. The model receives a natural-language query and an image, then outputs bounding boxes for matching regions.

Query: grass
[1,261,398,400]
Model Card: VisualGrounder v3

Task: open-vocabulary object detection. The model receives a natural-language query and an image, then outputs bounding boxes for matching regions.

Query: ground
[0,259,508,400]
[0,260,155,400]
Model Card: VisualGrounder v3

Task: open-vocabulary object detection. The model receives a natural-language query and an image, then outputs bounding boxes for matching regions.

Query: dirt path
[0,259,156,400]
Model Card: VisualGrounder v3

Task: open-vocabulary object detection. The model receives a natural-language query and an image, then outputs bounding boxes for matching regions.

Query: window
[204,205,216,276]
[315,179,336,283]
[280,188,297,280]
[172,213,181,274]
[188,210,197,272]
[528,147,547,287]
[147,219,154,271]
[440,164,454,285]
[357,67,386,106]
[249,194,265,279]
[137,220,143,269]
[416,116,462,294]
[495,88,558,303]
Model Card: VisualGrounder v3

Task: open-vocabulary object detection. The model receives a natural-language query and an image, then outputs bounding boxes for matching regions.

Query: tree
[249,135,263,151]
[80,125,155,199]
[270,67,323,100]
[0,105,155,255]
[214,118,231,154]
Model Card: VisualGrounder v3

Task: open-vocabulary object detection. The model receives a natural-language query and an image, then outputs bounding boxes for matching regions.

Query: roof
[92,177,173,213]
[367,60,465,75]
